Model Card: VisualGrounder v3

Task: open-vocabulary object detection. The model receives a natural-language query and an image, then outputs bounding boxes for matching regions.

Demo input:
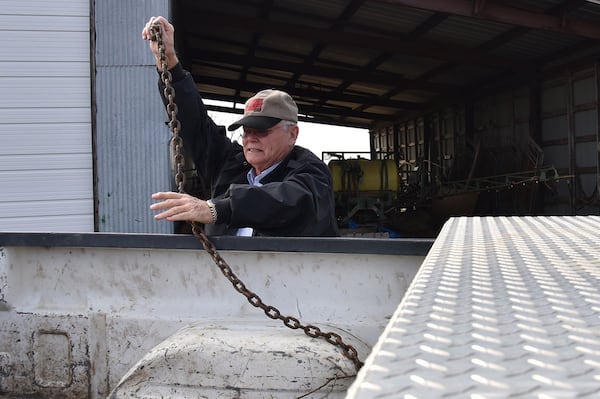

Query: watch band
[206,199,218,224]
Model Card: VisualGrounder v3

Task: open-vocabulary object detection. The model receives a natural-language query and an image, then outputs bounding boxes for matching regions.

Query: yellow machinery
[328,159,400,226]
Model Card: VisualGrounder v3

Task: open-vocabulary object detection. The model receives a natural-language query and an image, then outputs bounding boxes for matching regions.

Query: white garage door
[0,0,94,232]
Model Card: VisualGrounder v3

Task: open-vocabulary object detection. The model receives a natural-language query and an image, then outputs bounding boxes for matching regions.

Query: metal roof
[172,0,600,129]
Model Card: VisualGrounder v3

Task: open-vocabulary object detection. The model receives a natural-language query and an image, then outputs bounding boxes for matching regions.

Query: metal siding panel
[1,0,89,15]
[542,115,568,141]
[429,64,495,86]
[379,54,444,80]
[498,126,514,147]
[0,154,91,171]
[495,95,514,126]
[94,0,171,233]
[0,31,90,62]
[574,109,597,138]
[354,1,434,34]
[425,15,509,48]
[0,199,92,219]
[573,75,595,106]
[96,0,169,67]
[576,141,597,169]
[514,93,530,120]
[0,108,90,124]
[0,77,90,108]
[493,30,580,60]
[0,124,92,155]
[276,0,346,20]
[515,123,530,148]
[544,145,570,169]
[0,215,94,232]
[0,0,93,232]
[0,169,94,232]
[542,83,568,113]
[95,66,171,234]
[0,170,92,202]
[0,15,89,31]
[0,61,89,77]
[578,174,597,201]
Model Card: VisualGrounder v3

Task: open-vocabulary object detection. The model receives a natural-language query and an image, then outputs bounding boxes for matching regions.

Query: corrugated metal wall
[371,62,600,217]
[95,0,172,233]
[0,0,94,232]
[541,67,599,215]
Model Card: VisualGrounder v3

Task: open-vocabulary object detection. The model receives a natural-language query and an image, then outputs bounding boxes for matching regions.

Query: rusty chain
[150,22,363,372]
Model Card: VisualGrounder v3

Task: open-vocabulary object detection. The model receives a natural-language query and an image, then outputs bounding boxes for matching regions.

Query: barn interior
[168,0,600,237]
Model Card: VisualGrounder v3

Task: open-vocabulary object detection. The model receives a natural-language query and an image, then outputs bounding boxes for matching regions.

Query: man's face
[242,121,298,174]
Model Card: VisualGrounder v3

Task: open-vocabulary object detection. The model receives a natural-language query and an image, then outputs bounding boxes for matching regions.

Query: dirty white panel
[0,243,423,397]
[110,322,362,398]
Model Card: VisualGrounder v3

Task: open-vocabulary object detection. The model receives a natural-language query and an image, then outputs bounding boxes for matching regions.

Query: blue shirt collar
[247,162,281,186]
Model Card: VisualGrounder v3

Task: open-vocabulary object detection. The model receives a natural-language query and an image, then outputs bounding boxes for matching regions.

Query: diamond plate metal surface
[346,216,600,399]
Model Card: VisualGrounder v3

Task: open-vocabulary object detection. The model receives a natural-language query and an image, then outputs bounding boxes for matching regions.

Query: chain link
[150,22,363,372]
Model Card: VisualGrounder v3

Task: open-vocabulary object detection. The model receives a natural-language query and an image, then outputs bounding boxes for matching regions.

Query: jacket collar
[254,148,303,184]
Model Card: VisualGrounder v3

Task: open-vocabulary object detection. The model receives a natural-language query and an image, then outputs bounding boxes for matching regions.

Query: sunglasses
[242,126,279,138]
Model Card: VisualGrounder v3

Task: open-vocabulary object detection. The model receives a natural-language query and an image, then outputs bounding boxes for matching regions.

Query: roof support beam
[193,75,426,111]
[189,50,457,93]
[374,0,600,40]
[185,10,528,71]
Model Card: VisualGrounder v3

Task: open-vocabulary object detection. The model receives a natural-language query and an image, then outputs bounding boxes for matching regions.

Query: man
[142,16,339,237]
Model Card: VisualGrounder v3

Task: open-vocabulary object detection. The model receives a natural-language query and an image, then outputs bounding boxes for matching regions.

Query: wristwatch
[206,199,218,224]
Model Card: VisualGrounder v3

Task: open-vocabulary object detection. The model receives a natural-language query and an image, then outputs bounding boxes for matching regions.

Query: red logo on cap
[246,98,263,113]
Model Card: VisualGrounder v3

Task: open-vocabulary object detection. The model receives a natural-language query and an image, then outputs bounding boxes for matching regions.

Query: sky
[206,103,371,163]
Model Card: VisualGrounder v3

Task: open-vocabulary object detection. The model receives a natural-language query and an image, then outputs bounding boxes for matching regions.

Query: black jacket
[159,64,340,237]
